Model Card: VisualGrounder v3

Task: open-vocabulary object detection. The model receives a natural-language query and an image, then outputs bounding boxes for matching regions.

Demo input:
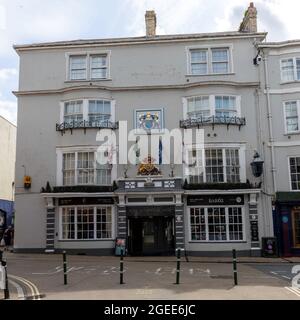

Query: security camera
[253,54,262,66]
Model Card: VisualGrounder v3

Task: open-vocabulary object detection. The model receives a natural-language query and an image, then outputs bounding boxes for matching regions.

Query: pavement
[1,252,300,300]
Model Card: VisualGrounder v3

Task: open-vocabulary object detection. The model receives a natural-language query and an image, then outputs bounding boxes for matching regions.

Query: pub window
[61,206,113,240]
[189,207,244,242]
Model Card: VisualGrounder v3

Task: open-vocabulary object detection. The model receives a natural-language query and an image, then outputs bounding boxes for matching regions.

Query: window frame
[280,57,300,83]
[69,55,88,81]
[186,44,233,76]
[56,147,117,187]
[183,95,241,120]
[188,206,246,242]
[66,51,111,82]
[184,144,246,184]
[59,206,115,241]
[60,98,115,124]
[288,156,300,191]
[90,54,108,80]
[283,100,300,134]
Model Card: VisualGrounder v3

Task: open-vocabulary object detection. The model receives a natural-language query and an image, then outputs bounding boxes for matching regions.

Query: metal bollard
[63,251,68,285]
[2,260,10,300]
[232,249,238,286]
[120,249,124,285]
[176,248,181,285]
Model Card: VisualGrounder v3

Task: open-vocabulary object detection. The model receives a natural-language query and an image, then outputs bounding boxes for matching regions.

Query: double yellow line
[9,275,41,300]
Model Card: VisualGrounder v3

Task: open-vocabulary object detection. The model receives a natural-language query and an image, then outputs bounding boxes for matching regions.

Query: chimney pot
[145,10,157,37]
[238,2,258,33]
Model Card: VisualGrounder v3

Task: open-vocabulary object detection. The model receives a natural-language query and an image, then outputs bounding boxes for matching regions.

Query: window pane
[70,56,86,80]
[297,59,300,80]
[63,153,75,185]
[187,96,210,118]
[88,100,111,123]
[190,50,207,75]
[212,49,228,62]
[285,101,299,132]
[215,96,237,118]
[290,157,300,190]
[91,55,107,79]
[281,59,294,82]
[226,149,240,183]
[205,149,224,183]
[191,50,207,63]
[212,49,229,74]
[96,207,112,239]
[64,101,83,123]
[207,208,227,241]
[190,208,206,240]
[191,63,207,75]
[77,207,95,240]
[77,152,95,185]
[228,207,243,241]
[62,208,75,239]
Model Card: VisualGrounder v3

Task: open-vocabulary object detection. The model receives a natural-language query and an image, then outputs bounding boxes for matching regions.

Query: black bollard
[176,248,181,285]
[232,249,238,286]
[120,249,124,285]
[63,251,67,285]
[2,260,10,300]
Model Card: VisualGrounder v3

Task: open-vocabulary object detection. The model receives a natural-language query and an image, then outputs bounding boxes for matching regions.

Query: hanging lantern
[250,152,264,177]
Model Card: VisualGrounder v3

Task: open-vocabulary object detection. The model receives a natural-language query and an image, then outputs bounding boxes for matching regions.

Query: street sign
[0,265,6,290]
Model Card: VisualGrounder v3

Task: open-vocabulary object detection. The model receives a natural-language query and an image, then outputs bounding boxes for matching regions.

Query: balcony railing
[56,120,119,135]
[180,116,246,130]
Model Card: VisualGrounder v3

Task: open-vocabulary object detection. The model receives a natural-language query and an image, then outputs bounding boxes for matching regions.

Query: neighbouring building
[0,115,16,239]
[13,3,278,256]
[258,40,300,256]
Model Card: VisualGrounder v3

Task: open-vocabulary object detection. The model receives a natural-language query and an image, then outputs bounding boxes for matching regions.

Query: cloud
[0,68,17,80]
[0,99,17,125]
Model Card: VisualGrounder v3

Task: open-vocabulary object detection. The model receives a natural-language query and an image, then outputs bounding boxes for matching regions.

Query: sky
[0,0,299,125]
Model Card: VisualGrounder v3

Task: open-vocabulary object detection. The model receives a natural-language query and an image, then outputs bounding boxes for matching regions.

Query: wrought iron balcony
[56,120,119,135]
[180,116,246,130]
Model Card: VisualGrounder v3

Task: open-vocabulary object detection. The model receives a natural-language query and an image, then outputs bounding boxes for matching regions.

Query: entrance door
[128,217,175,256]
[292,209,300,248]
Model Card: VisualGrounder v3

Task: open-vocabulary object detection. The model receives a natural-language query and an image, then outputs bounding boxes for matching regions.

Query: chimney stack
[238,2,257,33]
[145,10,156,37]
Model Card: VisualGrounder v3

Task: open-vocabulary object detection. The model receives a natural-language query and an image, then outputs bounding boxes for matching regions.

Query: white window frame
[280,57,300,83]
[186,44,233,76]
[59,206,115,241]
[69,55,88,81]
[283,100,300,134]
[66,51,111,81]
[90,54,109,80]
[184,144,246,183]
[288,156,300,191]
[183,95,241,120]
[56,146,117,186]
[189,49,208,75]
[60,98,115,123]
[188,206,246,242]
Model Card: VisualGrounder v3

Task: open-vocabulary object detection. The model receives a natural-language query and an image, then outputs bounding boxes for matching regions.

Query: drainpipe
[262,50,277,194]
